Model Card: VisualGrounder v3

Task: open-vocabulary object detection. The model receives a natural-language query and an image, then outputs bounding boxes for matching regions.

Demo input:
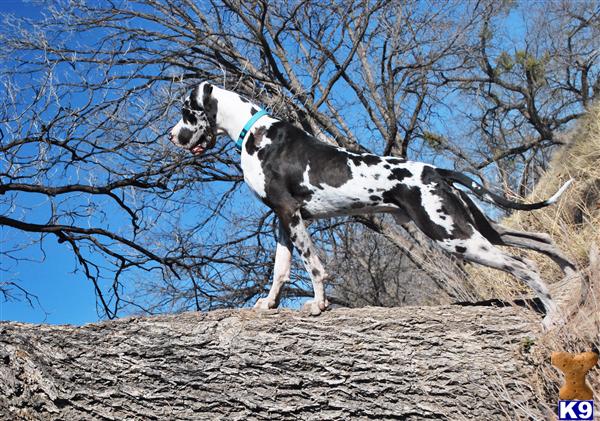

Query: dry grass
[468,102,600,299]
[508,102,600,279]
[468,101,600,307]
[466,103,600,416]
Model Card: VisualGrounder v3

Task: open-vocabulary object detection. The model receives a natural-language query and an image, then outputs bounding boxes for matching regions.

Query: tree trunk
[0,306,547,420]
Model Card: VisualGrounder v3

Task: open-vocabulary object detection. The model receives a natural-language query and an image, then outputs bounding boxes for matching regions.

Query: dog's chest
[240,150,267,198]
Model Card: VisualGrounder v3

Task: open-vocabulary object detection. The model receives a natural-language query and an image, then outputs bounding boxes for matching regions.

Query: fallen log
[0,306,546,420]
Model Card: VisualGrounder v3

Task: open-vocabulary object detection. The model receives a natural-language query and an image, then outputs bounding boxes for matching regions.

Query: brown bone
[551,351,598,400]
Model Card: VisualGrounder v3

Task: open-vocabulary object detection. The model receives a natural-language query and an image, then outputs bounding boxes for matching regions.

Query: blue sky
[0,232,100,325]
[0,0,40,16]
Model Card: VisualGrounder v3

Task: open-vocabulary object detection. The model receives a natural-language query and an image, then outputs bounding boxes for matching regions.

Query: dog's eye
[181,107,197,125]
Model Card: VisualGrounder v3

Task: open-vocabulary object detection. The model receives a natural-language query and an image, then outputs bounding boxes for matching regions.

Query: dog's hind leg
[446,233,562,330]
[491,223,554,244]
[491,223,576,275]
[254,221,293,310]
[384,175,562,328]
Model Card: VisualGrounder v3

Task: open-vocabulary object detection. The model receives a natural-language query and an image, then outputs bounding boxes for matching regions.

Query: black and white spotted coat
[170,82,575,329]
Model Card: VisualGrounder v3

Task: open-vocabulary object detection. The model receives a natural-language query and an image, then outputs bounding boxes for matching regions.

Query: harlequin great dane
[169,82,575,329]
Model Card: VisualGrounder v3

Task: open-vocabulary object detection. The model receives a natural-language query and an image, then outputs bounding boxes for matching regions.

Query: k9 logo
[558,400,594,421]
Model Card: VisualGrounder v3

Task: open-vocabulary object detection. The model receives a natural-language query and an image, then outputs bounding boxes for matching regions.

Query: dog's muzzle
[190,134,216,155]
[169,131,215,156]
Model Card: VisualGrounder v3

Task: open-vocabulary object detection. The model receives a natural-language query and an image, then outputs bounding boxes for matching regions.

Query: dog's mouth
[191,144,206,155]
[190,134,215,156]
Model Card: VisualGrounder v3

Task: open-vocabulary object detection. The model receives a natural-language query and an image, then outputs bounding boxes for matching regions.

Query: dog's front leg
[254,221,292,310]
[285,211,329,316]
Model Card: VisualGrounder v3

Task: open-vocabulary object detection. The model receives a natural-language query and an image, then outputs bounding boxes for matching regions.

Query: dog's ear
[189,84,202,110]
[201,83,218,125]
[202,83,213,109]
[188,82,213,111]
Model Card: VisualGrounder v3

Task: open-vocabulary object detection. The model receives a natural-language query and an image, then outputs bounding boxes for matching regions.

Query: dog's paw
[302,299,329,316]
[254,297,278,311]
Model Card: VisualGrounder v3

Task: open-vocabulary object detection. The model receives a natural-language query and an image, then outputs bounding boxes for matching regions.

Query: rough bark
[0,306,547,420]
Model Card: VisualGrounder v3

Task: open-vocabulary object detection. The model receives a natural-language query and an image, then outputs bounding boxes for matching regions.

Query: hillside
[467,103,600,409]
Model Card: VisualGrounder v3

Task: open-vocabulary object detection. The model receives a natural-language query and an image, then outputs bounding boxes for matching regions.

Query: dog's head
[170,82,217,155]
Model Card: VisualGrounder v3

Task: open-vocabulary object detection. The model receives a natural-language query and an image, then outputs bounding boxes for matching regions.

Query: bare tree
[440,1,600,194]
[1,0,597,317]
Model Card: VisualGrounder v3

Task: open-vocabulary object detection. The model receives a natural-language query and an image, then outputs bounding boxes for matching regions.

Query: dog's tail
[436,168,573,211]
